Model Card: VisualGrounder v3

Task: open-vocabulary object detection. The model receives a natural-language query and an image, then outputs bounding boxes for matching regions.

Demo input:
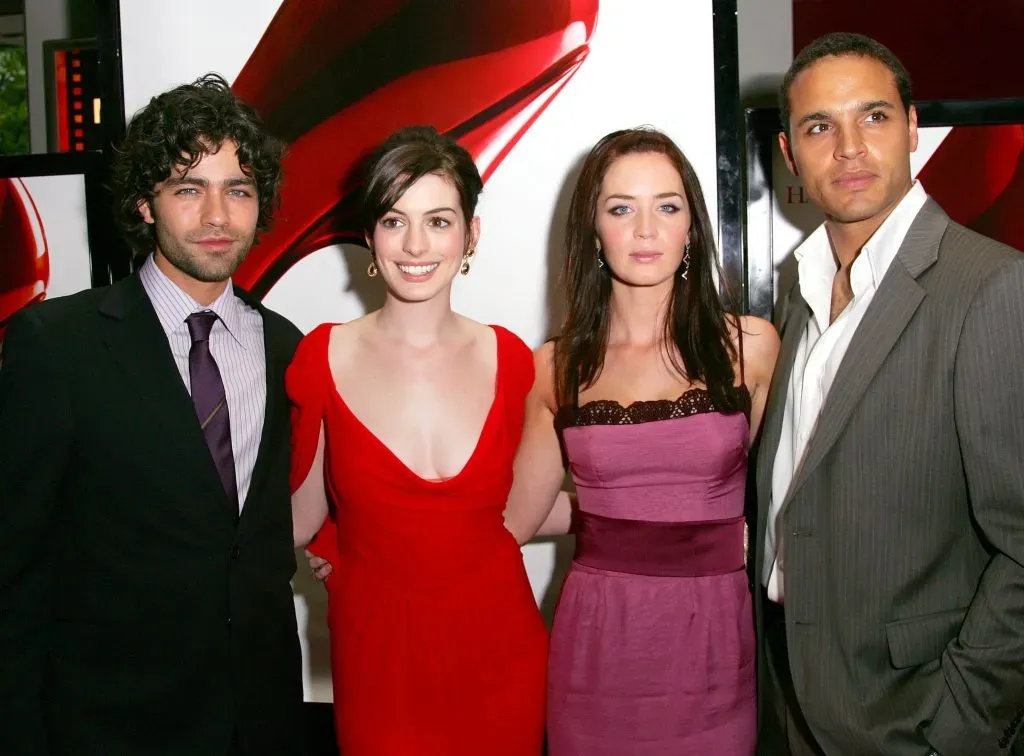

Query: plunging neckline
[325,324,502,486]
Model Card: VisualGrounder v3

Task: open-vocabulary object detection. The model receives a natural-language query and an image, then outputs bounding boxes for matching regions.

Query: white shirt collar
[139,254,248,348]
[794,181,929,331]
[859,180,929,286]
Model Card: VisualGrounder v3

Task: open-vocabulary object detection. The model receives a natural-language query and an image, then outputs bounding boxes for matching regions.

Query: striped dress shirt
[139,255,267,513]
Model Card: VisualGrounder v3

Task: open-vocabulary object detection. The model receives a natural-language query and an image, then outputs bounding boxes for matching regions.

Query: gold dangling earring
[367,259,378,278]
[461,248,474,276]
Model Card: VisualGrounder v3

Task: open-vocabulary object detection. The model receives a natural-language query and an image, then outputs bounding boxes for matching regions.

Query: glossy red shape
[918,124,1024,253]
[0,178,49,338]
[231,0,599,295]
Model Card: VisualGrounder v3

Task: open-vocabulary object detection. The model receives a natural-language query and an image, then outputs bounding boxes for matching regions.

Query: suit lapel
[99,274,231,507]
[777,199,949,516]
[755,284,810,555]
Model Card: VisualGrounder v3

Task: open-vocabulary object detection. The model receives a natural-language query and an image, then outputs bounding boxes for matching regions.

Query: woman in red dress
[287,126,547,755]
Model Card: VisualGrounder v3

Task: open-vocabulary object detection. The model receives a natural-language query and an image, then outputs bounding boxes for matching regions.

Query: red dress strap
[492,325,535,399]
[491,326,535,448]
[285,323,335,492]
[285,323,340,562]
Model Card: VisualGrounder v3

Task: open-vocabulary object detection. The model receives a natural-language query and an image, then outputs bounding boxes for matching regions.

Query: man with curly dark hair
[0,74,307,756]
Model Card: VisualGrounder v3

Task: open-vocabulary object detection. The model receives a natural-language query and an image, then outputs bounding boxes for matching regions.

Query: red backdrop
[793,0,1024,100]
[793,0,1024,253]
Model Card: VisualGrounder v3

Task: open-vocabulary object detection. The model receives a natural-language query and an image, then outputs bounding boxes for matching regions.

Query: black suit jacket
[0,272,305,756]
[753,200,1024,755]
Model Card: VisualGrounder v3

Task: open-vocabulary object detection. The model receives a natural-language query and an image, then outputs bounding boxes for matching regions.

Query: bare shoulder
[533,339,556,375]
[454,313,494,338]
[453,313,502,358]
[531,340,558,411]
[732,315,780,384]
[737,314,779,344]
[326,314,374,357]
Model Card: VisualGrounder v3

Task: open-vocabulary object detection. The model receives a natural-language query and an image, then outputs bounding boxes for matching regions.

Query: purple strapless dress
[547,388,755,755]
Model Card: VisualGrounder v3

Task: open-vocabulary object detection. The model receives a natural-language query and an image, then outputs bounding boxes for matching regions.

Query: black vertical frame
[712,0,745,312]
[93,0,129,280]
[94,0,125,152]
[743,107,782,321]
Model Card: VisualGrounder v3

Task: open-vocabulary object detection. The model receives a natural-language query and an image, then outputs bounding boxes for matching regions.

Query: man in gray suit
[754,32,1024,756]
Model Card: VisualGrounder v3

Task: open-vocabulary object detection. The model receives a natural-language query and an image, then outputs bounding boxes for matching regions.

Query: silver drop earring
[596,238,605,268]
[681,241,691,280]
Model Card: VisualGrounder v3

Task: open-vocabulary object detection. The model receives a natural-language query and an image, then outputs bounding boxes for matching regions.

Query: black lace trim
[560,385,750,428]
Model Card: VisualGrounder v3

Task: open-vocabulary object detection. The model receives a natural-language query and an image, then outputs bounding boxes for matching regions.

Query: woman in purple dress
[504,128,779,755]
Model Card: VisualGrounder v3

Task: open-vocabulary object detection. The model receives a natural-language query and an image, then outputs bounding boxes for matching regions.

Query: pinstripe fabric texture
[139,255,266,513]
[753,199,1024,756]
[765,183,929,602]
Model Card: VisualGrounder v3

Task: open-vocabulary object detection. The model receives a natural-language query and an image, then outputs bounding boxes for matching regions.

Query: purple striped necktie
[186,311,238,509]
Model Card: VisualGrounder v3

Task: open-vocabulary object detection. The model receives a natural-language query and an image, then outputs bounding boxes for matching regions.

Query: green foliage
[0,46,29,155]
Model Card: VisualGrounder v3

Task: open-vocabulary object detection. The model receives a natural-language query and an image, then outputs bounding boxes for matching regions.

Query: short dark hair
[779,32,913,135]
[361,125,482,237]
[111,73,285,257]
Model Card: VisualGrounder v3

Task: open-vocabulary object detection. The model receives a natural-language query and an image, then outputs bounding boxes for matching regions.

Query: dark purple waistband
[574,511,745,577]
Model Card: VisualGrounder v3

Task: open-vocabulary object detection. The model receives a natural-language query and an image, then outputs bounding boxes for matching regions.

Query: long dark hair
[111,73,284,258]
[554,127,741,411]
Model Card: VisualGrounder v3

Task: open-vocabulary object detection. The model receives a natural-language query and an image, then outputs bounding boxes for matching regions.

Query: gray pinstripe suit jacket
[753,198,1024,755]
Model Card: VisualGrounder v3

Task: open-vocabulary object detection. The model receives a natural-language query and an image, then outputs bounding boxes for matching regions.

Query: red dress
[287,323,548,755]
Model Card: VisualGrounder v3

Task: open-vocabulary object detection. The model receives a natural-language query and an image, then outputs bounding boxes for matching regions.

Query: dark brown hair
[780,32,912,136]
[361,125,482,235]
[111,73,284,258]
[554,127,741,411]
